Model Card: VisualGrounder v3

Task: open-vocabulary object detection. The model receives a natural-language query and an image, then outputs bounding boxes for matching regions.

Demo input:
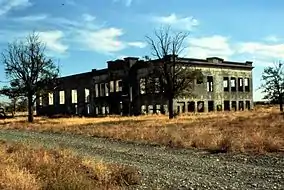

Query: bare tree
[1,32,60,122]
[261,61,284,112]
[145,26,202,119]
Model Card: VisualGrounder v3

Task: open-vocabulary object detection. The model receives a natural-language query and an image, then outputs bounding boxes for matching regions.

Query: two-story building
[36,56,253,116]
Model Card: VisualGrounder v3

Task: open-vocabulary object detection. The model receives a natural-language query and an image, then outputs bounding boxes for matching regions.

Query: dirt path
[0,129,283,190]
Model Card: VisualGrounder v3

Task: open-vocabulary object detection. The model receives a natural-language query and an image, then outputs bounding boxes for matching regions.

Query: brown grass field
[1,105,284,154]
[0,140,140,190]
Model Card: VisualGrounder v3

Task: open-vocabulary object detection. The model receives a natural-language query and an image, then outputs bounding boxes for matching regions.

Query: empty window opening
[100,83,105,96]
[197,77,203,84]
[39,96,43,106]
[75,104,78,115]
[85,89,90,103]
[216,104,222,111]
[188,101,195,112]
[223,77,229,92]
[224,101,230,111]
[239,101,244,111]
[140,78,146,94]
[110,81,114,92]
[231,77,236,92]
[105,83,109,96]
[154,78,160,93]
[102,106,106,115]
[244,78,250,92]
[245,101,251,110]
[48,92,54,105]
[116,80,123,92]
[141,105,146,114]
[238,78,244,92]
[86,104,90,114]
[163,104,168,113]
[59,91,65,104]
[208,101,214,112]
[148,105,153,114]
[231,101,237,111]
[197,101,204,112]
[207,76,213,92]
[95,84,99,97]
[156,104,161,114]
[71,89,77,104]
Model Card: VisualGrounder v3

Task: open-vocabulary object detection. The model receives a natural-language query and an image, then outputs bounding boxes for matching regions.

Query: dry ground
[0,140,140,190]
[0,105,283,153]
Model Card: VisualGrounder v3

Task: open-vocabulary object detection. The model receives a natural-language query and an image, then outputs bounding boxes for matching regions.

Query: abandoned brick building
[36,56,253,116]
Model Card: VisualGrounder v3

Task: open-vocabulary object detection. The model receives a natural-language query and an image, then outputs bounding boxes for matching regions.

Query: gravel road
[0,129,283,190]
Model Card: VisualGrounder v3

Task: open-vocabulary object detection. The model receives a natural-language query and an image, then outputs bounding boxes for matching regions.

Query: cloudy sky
[0,0,283,101]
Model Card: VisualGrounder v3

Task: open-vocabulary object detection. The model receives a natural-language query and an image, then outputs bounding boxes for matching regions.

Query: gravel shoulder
[0,129,283,190]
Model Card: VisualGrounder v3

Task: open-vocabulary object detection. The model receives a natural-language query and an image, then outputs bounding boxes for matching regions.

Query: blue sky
[0,0,283,101]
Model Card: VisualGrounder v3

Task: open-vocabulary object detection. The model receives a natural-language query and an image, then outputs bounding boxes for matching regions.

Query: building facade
[36,56,254,116]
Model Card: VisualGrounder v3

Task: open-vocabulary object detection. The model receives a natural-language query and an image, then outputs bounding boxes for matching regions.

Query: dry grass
[0,140,141,190]
[1,105,284,153]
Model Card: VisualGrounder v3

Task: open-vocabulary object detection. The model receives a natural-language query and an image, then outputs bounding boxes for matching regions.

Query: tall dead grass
[1,106,284,153]
[0,141,140,190]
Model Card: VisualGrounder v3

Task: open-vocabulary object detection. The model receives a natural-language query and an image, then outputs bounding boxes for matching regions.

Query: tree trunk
[168,97,174,119]
[27,94,34,122]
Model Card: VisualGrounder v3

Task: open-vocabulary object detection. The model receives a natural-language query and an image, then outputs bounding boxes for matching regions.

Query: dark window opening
[208,101,214,112]
[197,101,204,112]
[245,101,251,110]
[207,76,213,92]
[238,78,244,92]
[231,77,236,92]
[197,77,203,84]
[244,78,250,92]
[177,102,186,113]
[188,101,195,112]
[239,101,244,111]
[224,101,230,111]
[223,77,229,92]
[231,101,237,111]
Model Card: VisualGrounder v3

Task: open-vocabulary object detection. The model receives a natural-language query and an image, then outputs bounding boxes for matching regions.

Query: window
[223,77,229,92]
[85,89,90,103]
[71,89,77,103]
[197,77,203,84]
[39,95,42,106]
[48,92,54,105]
[148,105,153,114]
[154,78,160,93]
[59,91,65,104]
[110,81,114,92]
[156,104,161,114]
[244,78,250,92]
[100,83,105,96]
[231,77,236,92]
[207,76,213,92]
[140,78,146,94]
[95,84,99,97]
[141,105,146,114]
[116,80,123,92]
[105,83,109,96]
[238,78,244,92]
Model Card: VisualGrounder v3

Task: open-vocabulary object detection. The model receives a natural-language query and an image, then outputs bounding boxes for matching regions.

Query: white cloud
[153,13,199,31]
[264,35,280,42]
[127,41,147,48]
[82,14,96,22]
[38,30,68,54]
[14,14,48,21]
[79,28,127,54]
[237,42,284,60]
[113,0,133,6]
[184,35,234,59]
[0,0,31,16]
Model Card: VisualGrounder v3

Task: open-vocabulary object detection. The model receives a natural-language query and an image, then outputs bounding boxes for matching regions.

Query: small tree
[145,26,202,119]
[1,32,59,122]
[261,61,284,112]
